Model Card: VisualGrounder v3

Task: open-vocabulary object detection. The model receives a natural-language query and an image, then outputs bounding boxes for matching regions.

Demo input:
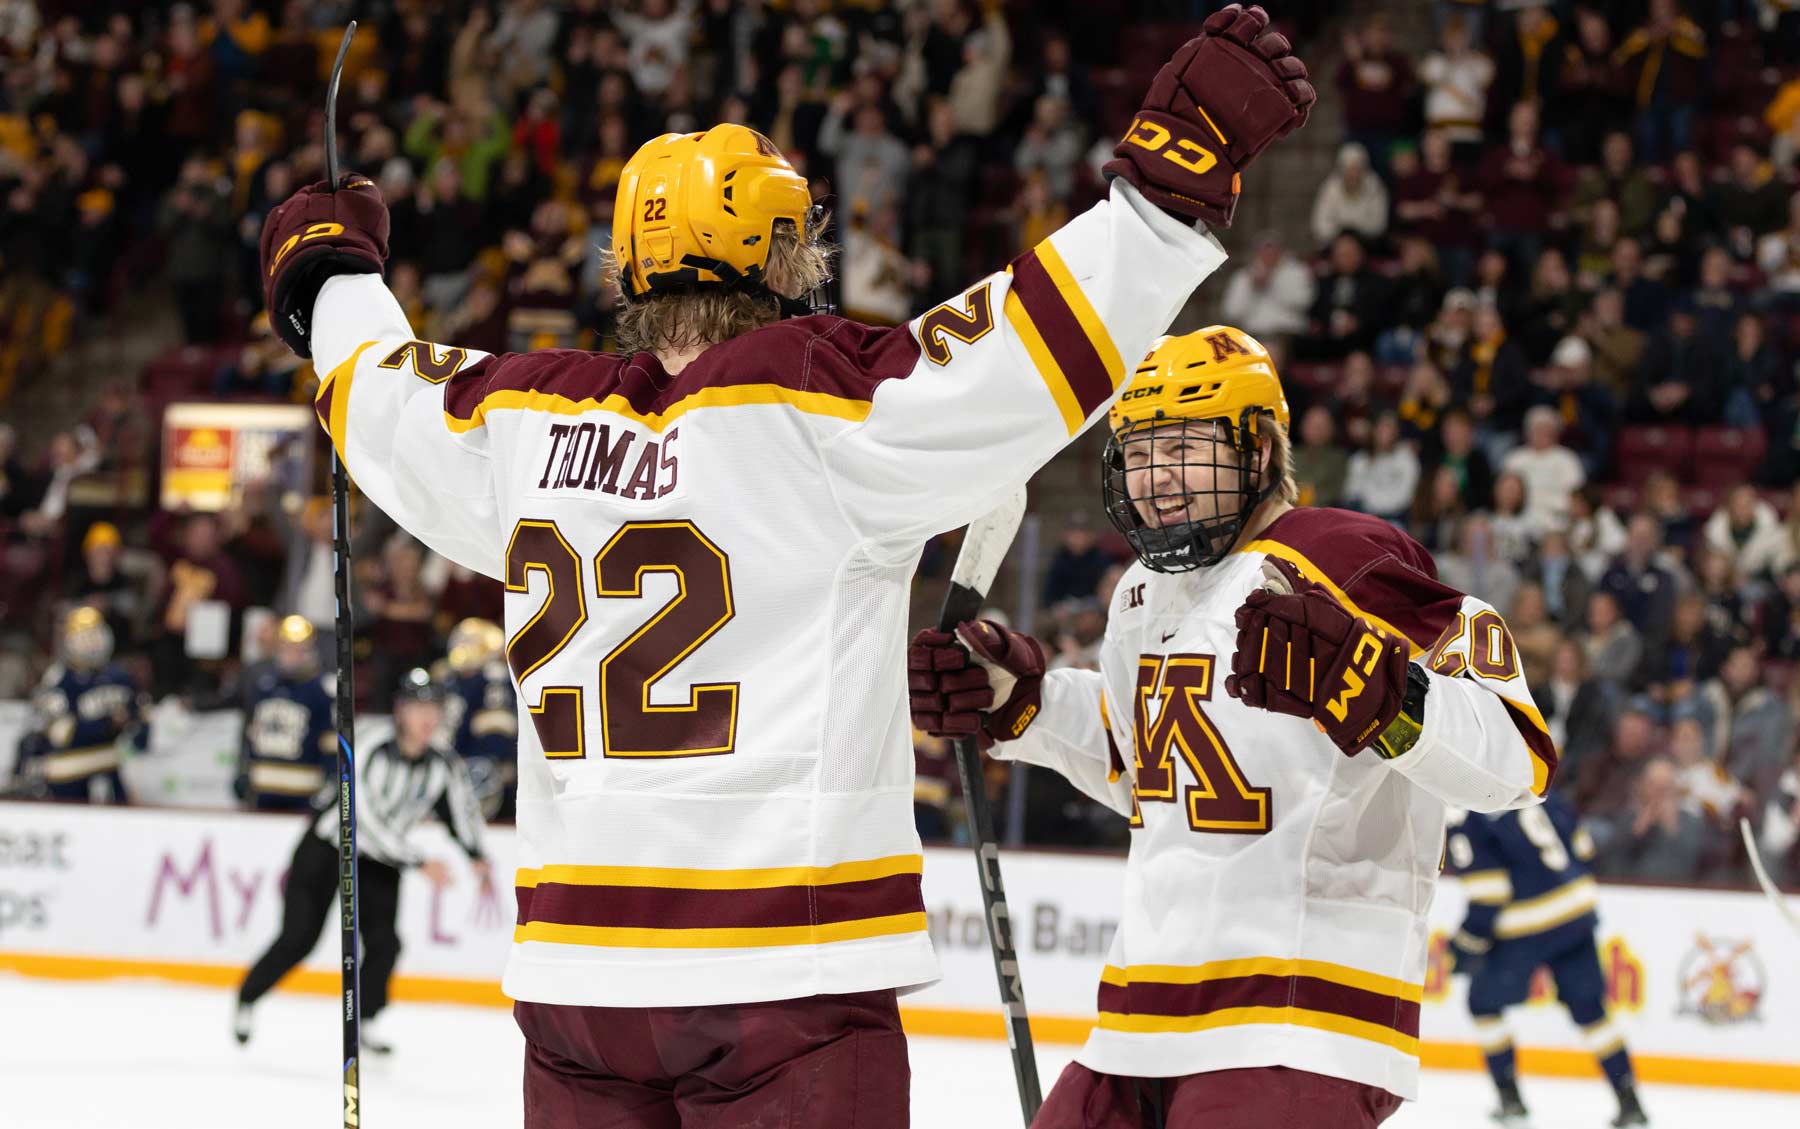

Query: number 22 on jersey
[505,518,738,760]
[1131,652,1272,834]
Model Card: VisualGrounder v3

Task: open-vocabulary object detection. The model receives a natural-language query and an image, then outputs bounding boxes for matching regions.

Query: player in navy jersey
[1447,793,1648,1127]
[236,616,336,811]
[436,618,517,820]
[17,607,144,803]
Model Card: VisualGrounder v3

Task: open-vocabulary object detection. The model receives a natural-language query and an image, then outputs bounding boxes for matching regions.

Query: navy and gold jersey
[24,663,143,801]
[440,660,517,819]
[1447,792,1598,956]
[239,668,336,811]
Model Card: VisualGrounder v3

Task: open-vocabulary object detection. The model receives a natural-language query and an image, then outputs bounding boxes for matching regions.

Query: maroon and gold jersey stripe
[512,854,927,950]
[1006,240,1125,434]
[1096,958,1422,1054]
[313,340,378,463]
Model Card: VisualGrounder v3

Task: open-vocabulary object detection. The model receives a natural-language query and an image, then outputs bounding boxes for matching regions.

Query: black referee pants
[238,832,404,1019]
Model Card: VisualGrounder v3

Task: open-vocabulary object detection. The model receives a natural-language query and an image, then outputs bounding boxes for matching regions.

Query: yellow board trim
[1032,238,1125,389]
[1099,956,1424,1004]
[1239,536,1555,795]
[1002,285,1085,435]
[444,383,873,436]
[515,853,923,891]
[6,952,1799,1093]
[316,340,378,462]
[1096,1004,1422,1056]
[513,911,927,949]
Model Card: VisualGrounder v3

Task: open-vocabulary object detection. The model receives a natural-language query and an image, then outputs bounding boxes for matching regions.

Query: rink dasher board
[0,800,1796,1092]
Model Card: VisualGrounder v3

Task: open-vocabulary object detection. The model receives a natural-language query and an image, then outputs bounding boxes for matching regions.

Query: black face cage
[1101,409,1274,573]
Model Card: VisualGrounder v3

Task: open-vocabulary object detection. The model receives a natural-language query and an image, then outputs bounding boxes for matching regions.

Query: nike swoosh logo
[1160,629,1179,643]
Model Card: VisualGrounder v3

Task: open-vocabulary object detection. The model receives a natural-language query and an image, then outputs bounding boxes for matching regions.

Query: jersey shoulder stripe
[1006,239,1126,432]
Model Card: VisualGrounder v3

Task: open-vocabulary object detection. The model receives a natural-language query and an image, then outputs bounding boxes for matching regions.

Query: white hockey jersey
[307,182,1227,1008]
[996,508,1554,1100]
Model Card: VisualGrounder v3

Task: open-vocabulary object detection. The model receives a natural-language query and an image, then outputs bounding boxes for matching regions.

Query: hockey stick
[1740,817,1800,938]
[935,487,1043,1126]
[324,22,363,1129]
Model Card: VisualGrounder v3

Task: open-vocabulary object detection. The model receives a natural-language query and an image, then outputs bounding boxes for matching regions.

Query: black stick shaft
[938,580,1043,1125]
[323,21,361,1129]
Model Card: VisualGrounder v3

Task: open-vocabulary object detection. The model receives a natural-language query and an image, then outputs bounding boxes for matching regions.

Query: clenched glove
[1224,561,1410,757]
[1103,4,1315,227]
[259,174,389,357]
[908,621,1046,751]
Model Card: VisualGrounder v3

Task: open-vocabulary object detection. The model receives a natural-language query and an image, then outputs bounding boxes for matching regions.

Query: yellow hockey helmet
[63,606,114,670]
[612,124,813,299]
[277,615,316,645]
[447,617,504,674]
[275,614,319,676]
[1102,327,1291,573]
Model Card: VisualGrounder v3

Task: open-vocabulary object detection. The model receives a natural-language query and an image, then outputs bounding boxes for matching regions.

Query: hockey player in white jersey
[255,8,1310,1124]
[910,328,1556,1127]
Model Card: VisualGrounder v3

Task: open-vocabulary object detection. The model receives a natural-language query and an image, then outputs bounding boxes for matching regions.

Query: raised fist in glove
[1224,563,1410,756]
[908,621,1047,751]
[259,174,389,357]
[1104,4,1315,227]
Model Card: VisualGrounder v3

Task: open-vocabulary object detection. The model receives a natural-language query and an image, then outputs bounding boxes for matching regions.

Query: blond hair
[601,218,834,355]
[1259,411,1299,506]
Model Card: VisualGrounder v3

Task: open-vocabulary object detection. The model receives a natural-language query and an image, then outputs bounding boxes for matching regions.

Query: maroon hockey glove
[1103,4,1314,227]
[1225,569,1409,756]
[259,174,389,358]
[907,621,1046,751]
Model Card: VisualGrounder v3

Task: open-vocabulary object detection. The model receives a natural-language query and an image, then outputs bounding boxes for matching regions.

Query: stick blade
[949,487,1027,598]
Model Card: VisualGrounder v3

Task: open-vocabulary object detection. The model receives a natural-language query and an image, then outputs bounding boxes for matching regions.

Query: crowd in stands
[2,2,1799,888]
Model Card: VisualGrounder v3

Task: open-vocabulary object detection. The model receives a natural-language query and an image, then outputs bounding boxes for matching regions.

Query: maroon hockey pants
[1033,1062,1402,1129]
[515,989,909,1128]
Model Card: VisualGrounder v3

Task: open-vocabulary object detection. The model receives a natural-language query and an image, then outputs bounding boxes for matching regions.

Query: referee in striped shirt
[234,668,492,1052]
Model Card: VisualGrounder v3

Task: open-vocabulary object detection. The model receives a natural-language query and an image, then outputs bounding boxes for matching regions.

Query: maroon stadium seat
[1613,425,1693,485]
[1692,426,1768,488]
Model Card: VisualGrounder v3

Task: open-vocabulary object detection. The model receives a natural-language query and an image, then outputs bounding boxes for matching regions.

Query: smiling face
[1118,419,1262,531]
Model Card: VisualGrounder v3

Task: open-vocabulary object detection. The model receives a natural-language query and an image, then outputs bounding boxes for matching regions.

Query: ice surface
[1,975,1794,1128]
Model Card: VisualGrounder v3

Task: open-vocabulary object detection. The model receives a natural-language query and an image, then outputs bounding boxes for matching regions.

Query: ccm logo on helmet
[1120,383,1164,402]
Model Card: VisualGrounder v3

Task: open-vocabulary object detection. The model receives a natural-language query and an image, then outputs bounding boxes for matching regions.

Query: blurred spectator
[1568,485,1630,578]
[906,99,979,297]
[1766,564,1800,659]
[68,521,145,648]
[0,424,40,521]
[1329,351,1384,449]
[1220,233,1315,345]
[1487,4,1564,132]
[1424,286,1476,373]
[1409,464,1468,555]
[1391,132,1481,285]
[1571,131,1657,239]
[1533,336,1616,479]
[1012,95,1085,203]
[1502,405,1585,533]
[1691,545,1755,646]
[1639,469,1700,554]
[1583,590,1644,691]
[1302,234,1387,360]
[1397,360,1452,447]
[1310,143,1388,249]
[820,100,910,220]
[215,313,306,400]
[1712,143,1789,260]
[1668,717,1745,837]
[840,206,922,327]
[1600,515,1679,632]
[1609,237,1669,333]
[1594,758,1711,880]
[1516,249,1581,365]
[1487,471,1536,563]
[1629,299,1710,422]
[361,534,439,711]
[1542,638,1618,794]
[1474,100,1565,271]
[1728,314,1787,437]
[1419,17,1493,155]
[1344,412,1419,524]
[1578,287,1646,404]
[1042,514,1111,609]
[152,512,247,699]
[1436,513,1521,616]
[913,729,958,843]
[1691,247,1745,346]
[1434,406,1495,511]
[1613,0,1706,163]
[1756,195,1800,300]
[1379,237,1446,364]
[610,0,695,99]
[158,158,234,343]
[1523,528,1594,631]
[1029,32,1100,131]
[1336,17,1414,173]
[1550,6,1632,165]
[1289,406,1349,509]
[1450,302,1530,442]
[1702,484,1789,582]
[1703,645,1794,802]
[1509,581,1562,688]
[1633,592,1727,716]
[947,7,1010,139]
[16,429,99,539]
[1573,197,1621,289]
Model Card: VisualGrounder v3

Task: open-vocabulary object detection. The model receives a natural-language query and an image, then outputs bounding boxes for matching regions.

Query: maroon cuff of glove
[908,629,995,746]
[258,174,390,357]
[955,620,1047,745]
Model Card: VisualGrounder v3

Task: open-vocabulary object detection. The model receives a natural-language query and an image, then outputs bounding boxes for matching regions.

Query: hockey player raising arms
[911,329,1557,1127]
[253,8,1311,1126]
